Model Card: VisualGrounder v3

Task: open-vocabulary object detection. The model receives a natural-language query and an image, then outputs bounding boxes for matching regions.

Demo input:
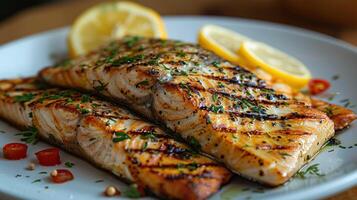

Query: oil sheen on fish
[0,78,231,200]
[40,37,337,186]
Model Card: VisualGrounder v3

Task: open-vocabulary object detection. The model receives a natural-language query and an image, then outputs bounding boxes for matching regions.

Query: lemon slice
[198,24,251,65]
[239,41,311,89]
[68,1,167,57]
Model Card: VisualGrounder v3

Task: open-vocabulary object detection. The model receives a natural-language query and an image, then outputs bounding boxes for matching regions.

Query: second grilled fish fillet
[0,78,231,200]
[40,37,335,186]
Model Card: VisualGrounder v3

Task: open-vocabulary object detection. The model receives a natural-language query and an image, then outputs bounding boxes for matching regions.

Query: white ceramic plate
[0,16,356,200]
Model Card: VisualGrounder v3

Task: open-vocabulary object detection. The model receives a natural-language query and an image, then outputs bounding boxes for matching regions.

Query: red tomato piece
[35,148,61,166]
[308,79,330,95]
[51,169,74,183]
[2,143,28,160]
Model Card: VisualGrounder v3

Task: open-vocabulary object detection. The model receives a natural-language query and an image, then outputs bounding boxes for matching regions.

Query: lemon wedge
[198,24,251,65]
[239,41,311,89]
[68,1,167,57]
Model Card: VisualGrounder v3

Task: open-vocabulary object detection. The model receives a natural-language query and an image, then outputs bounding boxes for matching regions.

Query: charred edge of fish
[150,169,216,180]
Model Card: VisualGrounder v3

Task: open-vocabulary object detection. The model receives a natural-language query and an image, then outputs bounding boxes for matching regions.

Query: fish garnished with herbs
[0,78,231,200]
[38,37,356,186]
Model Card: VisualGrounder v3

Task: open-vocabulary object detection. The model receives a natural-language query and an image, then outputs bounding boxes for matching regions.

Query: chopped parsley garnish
[124,36,140,48]
[76,104,90,114]
[148,57,160,65]
[231,134,239,143]
[178,70,188,76]
[217,82,225,88]
[80,94,91,103]
[323,106,334,117]
[112,131,130,143]
[38,90,76,103]
[179,82,192,96]
[261,88,274,94]
[295,164,324,179]
[211,61,221,68]
[123,184,141,198]
[95,180,104,183]
[135,80,149,88]
[177,51,186,57]
[66,98,74,103]
[93,80,108,93]
[32,179,41,183]
[65,161,75,168]
[279,152,291,159]
[38,171,47,174]
[14,93,35,103]
[236,99,266,114]
[142,141,148,150]
[327,93,337,101]
[16,126,39,145]
[187,136,201,151]
[212,93,219,102]
[208,104,224,113]
[105,118,116,126]
[138,45,145,51]
[140,131,158,141]
[112,54,144,66]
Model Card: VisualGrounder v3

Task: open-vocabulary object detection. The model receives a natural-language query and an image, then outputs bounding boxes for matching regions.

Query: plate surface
[0,16,356,200]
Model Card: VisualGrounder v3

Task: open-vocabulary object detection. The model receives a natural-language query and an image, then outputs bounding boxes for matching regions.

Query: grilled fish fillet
[40,37,336,186]
[0,78,231,200]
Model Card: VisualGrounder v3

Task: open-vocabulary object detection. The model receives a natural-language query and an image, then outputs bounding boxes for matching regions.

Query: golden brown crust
[311,98,357,131]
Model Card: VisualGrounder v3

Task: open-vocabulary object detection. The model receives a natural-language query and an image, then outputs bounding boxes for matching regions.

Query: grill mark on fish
[149,169,216,180]
[201,74,266,88]
[167,82,289,105]
[124,128,174,140]
[91,113,130,120]
[125,144,196,160]
[138,163,220,169]
[199,105,279,120]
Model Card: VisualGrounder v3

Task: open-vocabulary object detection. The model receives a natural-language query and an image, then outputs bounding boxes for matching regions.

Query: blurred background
[0,0,356,199]
[1,0,357,45]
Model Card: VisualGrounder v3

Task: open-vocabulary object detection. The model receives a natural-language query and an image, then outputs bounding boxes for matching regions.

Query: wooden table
[0,0,356,199]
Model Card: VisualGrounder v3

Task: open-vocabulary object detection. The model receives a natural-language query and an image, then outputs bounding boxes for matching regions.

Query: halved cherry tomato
[308,79,330,95]
[35,148,61,166]
[51,169,74,183]
[2,143,27,160]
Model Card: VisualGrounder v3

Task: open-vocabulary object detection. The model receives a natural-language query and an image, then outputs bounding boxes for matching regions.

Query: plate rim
[0,15,356,200]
